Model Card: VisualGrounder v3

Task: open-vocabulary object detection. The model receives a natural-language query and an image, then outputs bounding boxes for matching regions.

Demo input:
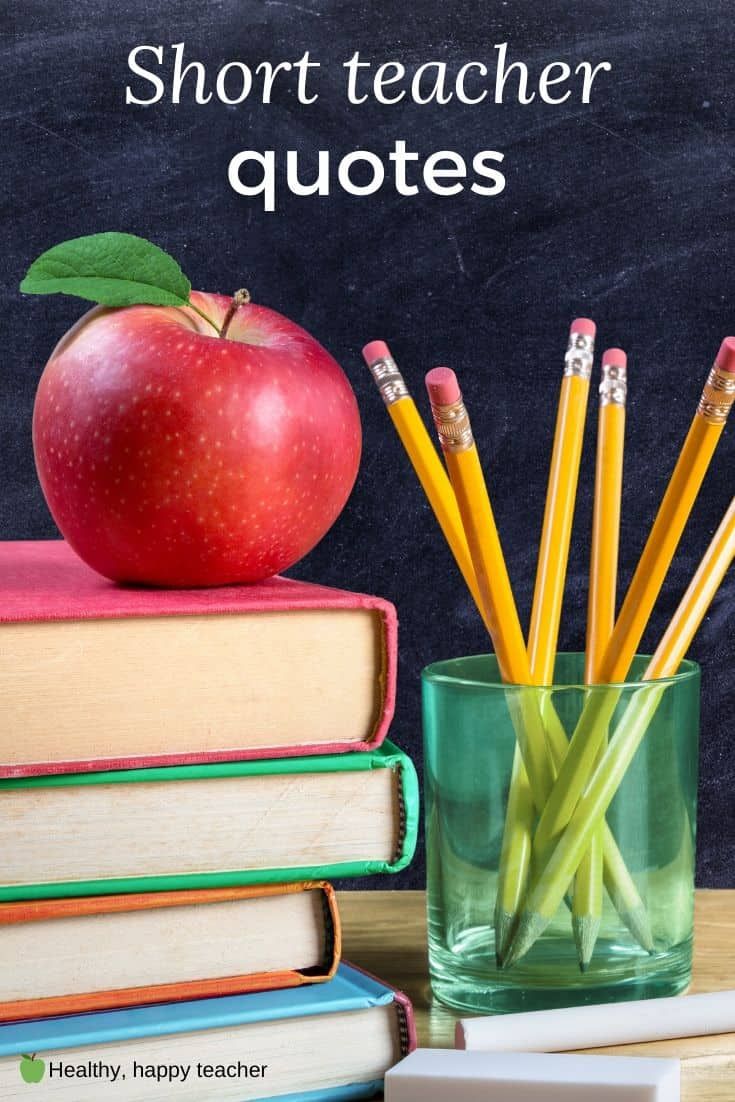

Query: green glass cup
[423,652,700,1014]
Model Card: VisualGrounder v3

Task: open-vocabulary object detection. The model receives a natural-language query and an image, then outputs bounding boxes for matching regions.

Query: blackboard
[2,0,733,887]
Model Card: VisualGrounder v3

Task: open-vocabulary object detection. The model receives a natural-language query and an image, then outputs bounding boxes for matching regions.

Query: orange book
[0,882,340,1022]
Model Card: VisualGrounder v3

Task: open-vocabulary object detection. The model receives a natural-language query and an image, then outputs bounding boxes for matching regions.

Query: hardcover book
[0,540,397,777]
[0,882,340,1022]
[0,962,416,1100]
[0,741,418,901]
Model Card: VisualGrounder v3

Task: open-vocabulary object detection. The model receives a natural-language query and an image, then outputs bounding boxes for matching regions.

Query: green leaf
[19,232,192,308]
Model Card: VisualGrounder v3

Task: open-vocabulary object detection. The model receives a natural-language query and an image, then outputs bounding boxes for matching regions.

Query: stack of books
[0,540,417,1100]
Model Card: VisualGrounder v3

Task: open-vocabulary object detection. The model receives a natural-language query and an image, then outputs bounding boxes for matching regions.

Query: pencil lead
[614,901,654,955]
[503,911,548,969]
[494,908,516,969]
[573,915,600,973]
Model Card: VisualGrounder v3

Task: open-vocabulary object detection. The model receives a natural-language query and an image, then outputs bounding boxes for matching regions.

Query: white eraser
[456,989,735,1052]
[384,1048,679,1101]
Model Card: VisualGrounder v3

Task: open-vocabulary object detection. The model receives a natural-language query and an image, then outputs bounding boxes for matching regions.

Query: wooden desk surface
[338,889,735,1101]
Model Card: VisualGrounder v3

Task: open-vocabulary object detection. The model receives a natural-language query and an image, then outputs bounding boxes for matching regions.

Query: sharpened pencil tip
[494,908,516,968]
[572,915,601,972]
[503,911,549,968]
[618,903,655,955]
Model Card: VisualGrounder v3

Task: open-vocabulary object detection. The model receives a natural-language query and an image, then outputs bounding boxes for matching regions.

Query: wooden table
[338,889,735,1101]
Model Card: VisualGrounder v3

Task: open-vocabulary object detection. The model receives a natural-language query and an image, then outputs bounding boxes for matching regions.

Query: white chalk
[456,989,735,1052]
[385,1048,679,1101]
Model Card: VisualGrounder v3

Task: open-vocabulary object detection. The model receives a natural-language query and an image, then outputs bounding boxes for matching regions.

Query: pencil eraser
[385,1049,680,1101]
[362,340,392,364]
[602,347,627,368]
[715,337,735,374]
[570,318,596,338]
[426,366,461,405]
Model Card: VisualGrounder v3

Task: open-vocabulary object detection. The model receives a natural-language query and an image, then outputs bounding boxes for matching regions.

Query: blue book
[0,963,414,1101]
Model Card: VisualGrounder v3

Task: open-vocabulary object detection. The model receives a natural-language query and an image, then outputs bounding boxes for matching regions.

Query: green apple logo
[19,1054,45,1084]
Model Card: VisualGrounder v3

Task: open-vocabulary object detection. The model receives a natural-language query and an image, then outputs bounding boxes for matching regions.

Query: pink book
[0,541,397,778]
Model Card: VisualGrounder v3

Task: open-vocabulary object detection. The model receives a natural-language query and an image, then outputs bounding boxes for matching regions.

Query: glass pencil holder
[423,652,700,1014]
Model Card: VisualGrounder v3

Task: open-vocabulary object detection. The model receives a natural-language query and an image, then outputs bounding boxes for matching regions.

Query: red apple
[32,293,361,586]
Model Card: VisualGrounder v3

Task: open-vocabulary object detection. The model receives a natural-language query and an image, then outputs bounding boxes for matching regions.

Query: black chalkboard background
[3,0,733,887]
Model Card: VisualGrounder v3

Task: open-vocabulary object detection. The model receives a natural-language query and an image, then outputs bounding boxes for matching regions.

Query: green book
[0,741,418,901]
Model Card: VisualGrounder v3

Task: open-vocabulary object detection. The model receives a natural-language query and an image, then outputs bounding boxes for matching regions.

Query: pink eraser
[715,337,735,374]
[426,367,461,406]
[602,347,627,368]
[571,318,596,338]
[362,340,392,364]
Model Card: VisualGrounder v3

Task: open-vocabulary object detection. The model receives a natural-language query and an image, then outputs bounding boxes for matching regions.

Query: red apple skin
[32,293,362,586]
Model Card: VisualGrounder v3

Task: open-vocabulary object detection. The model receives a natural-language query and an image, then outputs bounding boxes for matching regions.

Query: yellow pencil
[497,319,595,957]
[423,367,530,684]
[505,493,735,965]
[530,338,735,871]
[646,497,735,678]
[362,342,493,632]
[599,338,735,683]
[574,348,628,969]
[529,318,596,683]
[418,360,649,962]
[363,342,649,958]
[424,366,553,795]
[585,350,628,683]
[364,344,543,959]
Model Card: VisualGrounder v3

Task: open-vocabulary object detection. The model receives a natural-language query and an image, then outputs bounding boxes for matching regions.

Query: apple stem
[220,289,251,339]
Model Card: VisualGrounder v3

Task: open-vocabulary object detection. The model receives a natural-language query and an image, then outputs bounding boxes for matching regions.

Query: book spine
[340,960,417,1057]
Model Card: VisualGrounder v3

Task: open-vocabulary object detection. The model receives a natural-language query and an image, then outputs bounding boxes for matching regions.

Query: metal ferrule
[599,363,627,407]
[366,354,409,407]
[697,364,735,424]
[429,396,474,453]
[563,332,595,380]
